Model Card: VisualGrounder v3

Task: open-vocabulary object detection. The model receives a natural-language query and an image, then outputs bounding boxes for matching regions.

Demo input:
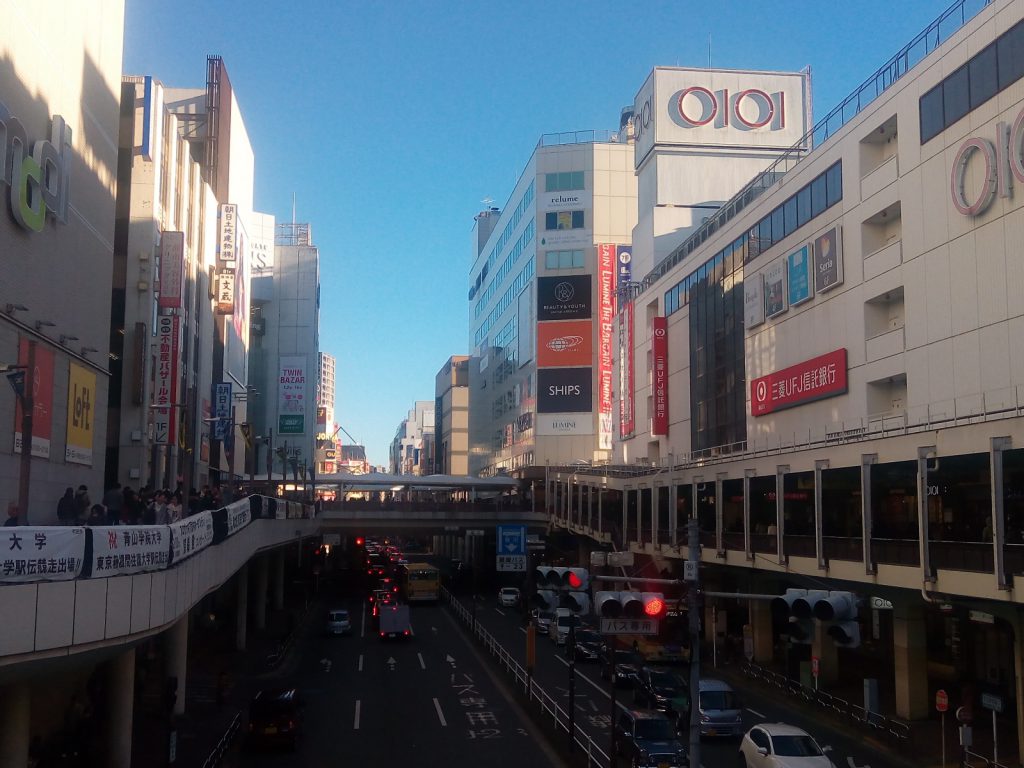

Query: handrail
[199,711,241,768]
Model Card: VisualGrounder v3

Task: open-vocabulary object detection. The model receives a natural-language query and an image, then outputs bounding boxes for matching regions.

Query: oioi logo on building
[0,102,72,232]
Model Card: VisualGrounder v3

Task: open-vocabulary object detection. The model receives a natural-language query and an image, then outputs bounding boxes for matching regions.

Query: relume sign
[0,102,72,232]
[950,108,1024,216]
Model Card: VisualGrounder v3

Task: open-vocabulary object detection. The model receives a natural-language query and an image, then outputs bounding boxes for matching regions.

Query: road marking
[418,652,426,670]
[433,697,447,726]
[746,707,766,718]
[360,603,366,638]
[446,654,456,667]
[519,627,527,634]
[495,608,505,615]
[354,700,361,730]
[387,656,397,671]
[357,654,363,672]
[556,656,569,667]
[846,758,870,768]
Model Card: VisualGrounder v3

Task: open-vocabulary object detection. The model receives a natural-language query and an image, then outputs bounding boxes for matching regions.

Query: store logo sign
[676,87,786,131]
[0,102,72,232]
[951,108,1024,216]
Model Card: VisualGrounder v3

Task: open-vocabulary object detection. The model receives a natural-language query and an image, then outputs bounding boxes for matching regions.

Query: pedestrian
[86,504,105,526]
[57,487,76,525]
[153,491,170,525]
[73,485,90,524]
[167,491,183,523]
[5,501,20,527]
[102,482,123,525]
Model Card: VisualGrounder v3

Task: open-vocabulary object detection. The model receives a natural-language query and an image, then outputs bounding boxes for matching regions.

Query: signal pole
[685,517,701,768]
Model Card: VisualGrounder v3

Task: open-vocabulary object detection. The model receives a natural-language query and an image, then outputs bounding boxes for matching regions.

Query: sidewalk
[131,593,315,768]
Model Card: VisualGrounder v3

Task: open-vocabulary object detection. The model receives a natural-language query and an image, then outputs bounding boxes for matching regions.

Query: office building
[434,355,470,475]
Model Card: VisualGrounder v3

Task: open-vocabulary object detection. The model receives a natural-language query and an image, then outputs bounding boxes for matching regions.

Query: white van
[550,608,579,645]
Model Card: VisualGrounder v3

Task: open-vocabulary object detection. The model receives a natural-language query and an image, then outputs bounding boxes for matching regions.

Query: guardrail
[742,661,910,744]
[199,711,241,768]
[964,747,1012,768]
[443,589,611,768]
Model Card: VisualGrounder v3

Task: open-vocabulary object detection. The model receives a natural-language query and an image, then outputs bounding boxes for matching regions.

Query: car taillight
[403,630,410,636]
[380,631,385,637]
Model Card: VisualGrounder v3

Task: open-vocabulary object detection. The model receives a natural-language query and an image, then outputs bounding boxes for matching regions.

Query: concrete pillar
[164,614,188,716]
[272,549,285,611]
[254,555,269,630]
[749,599,774,665]
[812,620,839,685]
[104,648,136,768]
[893,600,929,720]
[236,564,249,651]
[0,682,30,768]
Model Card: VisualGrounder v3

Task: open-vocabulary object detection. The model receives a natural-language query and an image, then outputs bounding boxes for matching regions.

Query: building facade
[390,400,435,475]
[434,355,469,475]
[468,134,639,478]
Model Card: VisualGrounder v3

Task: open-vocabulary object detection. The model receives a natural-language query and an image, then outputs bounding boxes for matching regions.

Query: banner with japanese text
[224,498,252,537]
[651,317,668,436]
[0,527,85,582]
[154,315,180,446]
[619,300,635,436]
[597,244,616,450]
[14,338,53,458]
[169,511,215,565]
[65,363,96,465]
[751,348,848,416]
[88,525,169,577]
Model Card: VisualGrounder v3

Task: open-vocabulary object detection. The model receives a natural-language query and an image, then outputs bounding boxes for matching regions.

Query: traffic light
[533,588,559,611]
[594,591,665,619]
[564,567,589,590]
[562,567,591,614]
[771,588,813,645]
[771,588,861,648]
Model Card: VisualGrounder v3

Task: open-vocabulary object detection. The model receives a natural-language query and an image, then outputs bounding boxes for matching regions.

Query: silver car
[325,608,351,636]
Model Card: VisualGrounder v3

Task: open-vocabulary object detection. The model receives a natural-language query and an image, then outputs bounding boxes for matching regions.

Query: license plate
[264,726,277,735]
[658,763,670,768]
[707,729,716,736]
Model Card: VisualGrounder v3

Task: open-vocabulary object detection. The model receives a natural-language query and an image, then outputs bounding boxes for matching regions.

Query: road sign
[497,525,526,555]
[936,689,948,712]
[683,560,698,582]
[981,692,1004,713]
[600,617,659,635]
[811,656,820,678]
[496,554,527,572]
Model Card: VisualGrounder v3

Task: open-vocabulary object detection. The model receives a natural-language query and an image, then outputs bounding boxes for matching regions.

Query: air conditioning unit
[130,430,143,442]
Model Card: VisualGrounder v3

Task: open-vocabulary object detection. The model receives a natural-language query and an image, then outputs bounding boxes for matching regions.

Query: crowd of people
[49,482,248,527]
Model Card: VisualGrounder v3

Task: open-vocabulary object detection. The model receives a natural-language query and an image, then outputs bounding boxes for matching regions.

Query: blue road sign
[497,525,526,556]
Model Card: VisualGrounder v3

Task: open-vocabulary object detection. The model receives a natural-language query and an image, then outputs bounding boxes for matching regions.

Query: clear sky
[124,0,944,467]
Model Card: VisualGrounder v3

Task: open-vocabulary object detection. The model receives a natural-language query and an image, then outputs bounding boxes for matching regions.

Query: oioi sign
[950,107,1024,216]
[0,102,72,232]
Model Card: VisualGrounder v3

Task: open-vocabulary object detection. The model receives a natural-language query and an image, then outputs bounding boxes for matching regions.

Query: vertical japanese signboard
[65,363,96,465]
[651,317,668,436]
[619,299,636,437]
[597,244,616,450]
[14,339,53,458]
[153,316,179,446]
[212,383,232,440]
[218,204,237,269]
[158,231,185,309]
[278,356,306,434]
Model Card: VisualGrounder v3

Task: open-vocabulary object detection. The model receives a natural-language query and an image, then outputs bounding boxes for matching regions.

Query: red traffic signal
[567,571,583,589]
[643,594,665,617]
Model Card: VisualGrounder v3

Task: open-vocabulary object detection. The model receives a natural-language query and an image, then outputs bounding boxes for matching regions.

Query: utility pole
[568,623,576,752]
[685,517,701,768]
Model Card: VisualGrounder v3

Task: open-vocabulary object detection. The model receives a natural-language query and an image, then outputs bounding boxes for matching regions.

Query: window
[796,185,811,228]
[942,65,970,126]
[919,84,944,143]
[810,174,827,218]
[825,162,843,208]
[545,210,584,230]
[998,21,1024,89]
[770,206,784,247]
[783,196,797,239]
[544,249,584,269]
[969,44,999,109]
[545,171,585,192]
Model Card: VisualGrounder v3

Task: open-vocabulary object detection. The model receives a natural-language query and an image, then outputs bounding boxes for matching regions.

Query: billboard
[814,226,844,293]
[225,222,250,384]
[542,189,592,211]
[751,348,848,416]
[278,356,307,434]
[154,315,180,446]
[597,244,616,450]
[212,382,232,440]
[617,245,633,290]
[619,300,635,436]
[744,272,765,328]
[537,320,593,368]
[764,260,788,318]
[537,275,591,321]
[13,339,53,458]
[66,363,96,465]
[632,67,811,168]
[651,317,668,436]
[787,245,813,306]
[536,413,594,436]
[158,231,185,310]
[538,368,592,414]
[218,204,238,269]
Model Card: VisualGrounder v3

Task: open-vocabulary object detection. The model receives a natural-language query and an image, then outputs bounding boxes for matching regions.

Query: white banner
[224,499,251,537]
[169,511,215,565]
[0,527,85,582]
[89,525,170,577]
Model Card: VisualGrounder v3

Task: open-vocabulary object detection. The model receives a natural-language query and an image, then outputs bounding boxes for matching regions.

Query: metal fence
[199,711,241,768]
[741,661,910,744]
[443,589,611,767]
[964,747,1012,768]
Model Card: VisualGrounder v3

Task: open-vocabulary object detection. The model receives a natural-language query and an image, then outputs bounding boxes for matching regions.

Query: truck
[377,603,412,639]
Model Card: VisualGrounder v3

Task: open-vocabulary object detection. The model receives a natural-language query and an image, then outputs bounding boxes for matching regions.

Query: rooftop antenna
[291,192,296,225]
[708,33,712,69]
[481,196,494,210]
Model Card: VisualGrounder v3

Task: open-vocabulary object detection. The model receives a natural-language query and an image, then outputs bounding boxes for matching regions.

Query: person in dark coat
[57,487,76,525]
[74,485,91,524]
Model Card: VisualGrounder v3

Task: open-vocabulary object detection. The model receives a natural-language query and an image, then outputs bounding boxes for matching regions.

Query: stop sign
[936,689,949,713]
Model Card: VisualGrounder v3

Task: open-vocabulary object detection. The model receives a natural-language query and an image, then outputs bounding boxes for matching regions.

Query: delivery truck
[378,603,412,639]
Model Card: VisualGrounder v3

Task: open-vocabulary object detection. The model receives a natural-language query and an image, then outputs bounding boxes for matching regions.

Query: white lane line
[433,697,448,726]
[354,700,361,730]
[556,656,569,667]
[494,607,505,615]
[358,654,363,672]
[360,603,366,638]
[746,707,766,718]
[418,652,426,670]
[518,627,527,634]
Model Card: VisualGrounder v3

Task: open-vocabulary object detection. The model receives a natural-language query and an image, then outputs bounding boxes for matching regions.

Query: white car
[738,723,836,768]
[325,608,351,636]
[498,587,521,608]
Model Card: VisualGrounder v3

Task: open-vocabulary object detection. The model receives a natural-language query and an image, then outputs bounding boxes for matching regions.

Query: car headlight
[700,715,709,723]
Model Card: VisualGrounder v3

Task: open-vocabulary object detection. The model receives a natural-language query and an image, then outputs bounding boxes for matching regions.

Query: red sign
[14,339,54,458]
[936,689,949,713]
[158,231,185,309]
[651,317,668,436]
[153,315,180,445]
[619,300,635,436]
[750,348,848,416]
[537,320,593,368]
[811,656,820,678]
[597,244,616,450]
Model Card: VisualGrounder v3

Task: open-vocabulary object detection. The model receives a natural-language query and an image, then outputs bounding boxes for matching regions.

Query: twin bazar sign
[950,107,1024,216]
[0,102,72,232]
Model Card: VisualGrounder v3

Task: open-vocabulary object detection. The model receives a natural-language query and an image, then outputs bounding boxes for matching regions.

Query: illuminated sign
[597,244,616,450]
[751,348,848,416]
[950,107,1024,216]
[0,103,72,232]
[651,317,668,436]
[676,86,785,130]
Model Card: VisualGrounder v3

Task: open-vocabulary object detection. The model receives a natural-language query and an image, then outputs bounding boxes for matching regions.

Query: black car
[601,649,643,687]
[246,687,302,751]
[613,708,688,767]
[633,666,689,716]
[569,628,605,661]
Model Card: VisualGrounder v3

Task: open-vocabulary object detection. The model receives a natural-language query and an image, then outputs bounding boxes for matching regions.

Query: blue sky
[124,0,944,466]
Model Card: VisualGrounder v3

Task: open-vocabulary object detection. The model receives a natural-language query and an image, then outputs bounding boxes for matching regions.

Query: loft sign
[950,109,1024,216]
[0,102,72,232]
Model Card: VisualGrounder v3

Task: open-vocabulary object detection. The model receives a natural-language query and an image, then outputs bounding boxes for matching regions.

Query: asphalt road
[456,592,905,768]
[233,582,563,768]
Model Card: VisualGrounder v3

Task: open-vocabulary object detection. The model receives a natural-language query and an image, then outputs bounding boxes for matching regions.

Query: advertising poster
[153,315,179,446]
[66,363,96,465]
[536,413,594,436]
[537,275,592,321]
[537,367,592,413]
[651,317,669,436]
[218,204,237,269]
[619,300,635,436]
[617,245,633,292]
[89,525,169,577]
[598,244,616,450]
[744,272,765,328]
[278,356,307,434]
[537,320,593,368]
[227,226,250,383]
[764,260,788,318]
[169,511,215,565]
[212,382,232,440]
[158,231,185,309]
[814,226,844,293]
[224,498,252,537]
[0,527,85,583]
[14,339,53,458]
[787,245,813,306]
[750,348,848,416]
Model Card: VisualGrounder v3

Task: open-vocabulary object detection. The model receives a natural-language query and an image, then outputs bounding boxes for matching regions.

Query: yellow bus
[401,562,440,603]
